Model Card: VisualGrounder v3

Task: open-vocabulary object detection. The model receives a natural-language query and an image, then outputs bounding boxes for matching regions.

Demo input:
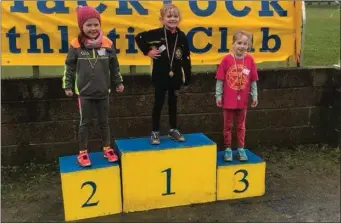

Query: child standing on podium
[62,6,124,167]
[135,4,192,145]
[215,30,259,162]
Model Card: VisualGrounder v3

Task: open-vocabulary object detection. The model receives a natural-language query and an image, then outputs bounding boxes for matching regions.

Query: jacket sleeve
[134,29,158,55]
[62,46,77,90]
[109,44,123,87]
[182,32,192,86]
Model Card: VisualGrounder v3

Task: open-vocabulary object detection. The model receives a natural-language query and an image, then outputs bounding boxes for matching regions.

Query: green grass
[302,4,340,66]
[1,4,340,79]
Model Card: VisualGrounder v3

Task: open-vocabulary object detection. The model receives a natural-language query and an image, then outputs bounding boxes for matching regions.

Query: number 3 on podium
[233,169,249,193]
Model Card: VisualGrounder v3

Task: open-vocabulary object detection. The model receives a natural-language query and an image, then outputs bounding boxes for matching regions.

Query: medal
[85,53,98,72]
[164,28,178,78]
[97,48,106,56]
[233,54,245,103]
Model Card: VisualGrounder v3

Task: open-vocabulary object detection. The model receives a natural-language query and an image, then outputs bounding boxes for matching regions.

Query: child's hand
[147,49,161,59]
[251,99,258,107]
[65,89,73,97]
[216,99,222,107]
[116,83,124,93]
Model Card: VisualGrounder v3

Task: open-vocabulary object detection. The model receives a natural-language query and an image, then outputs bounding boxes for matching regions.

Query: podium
[58,133,267,218]
[59,152,122,221]
[216,149,266,200]
[115,133,217,213]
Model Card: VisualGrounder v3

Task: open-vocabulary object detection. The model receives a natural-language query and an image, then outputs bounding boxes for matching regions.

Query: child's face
[232,35,249,56]
[82,18,101,39]
[160,9,180,29]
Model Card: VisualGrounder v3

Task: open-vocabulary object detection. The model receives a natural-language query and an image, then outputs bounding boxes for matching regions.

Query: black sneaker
[168,129,185,142]
[150,131,160,145]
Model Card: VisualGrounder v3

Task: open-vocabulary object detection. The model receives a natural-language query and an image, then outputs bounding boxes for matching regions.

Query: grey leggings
[78,97,110,150]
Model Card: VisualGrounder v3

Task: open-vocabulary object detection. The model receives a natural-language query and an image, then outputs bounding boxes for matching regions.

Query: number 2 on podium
[161,168,175,196]
[81,181,99,207]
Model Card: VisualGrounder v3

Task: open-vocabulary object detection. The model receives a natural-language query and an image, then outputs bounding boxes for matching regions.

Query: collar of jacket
[163,26,180,34]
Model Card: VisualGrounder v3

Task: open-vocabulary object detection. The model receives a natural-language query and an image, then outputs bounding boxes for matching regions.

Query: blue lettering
[225,1,251,17]
[26,25,53,53]
[37,0,69,14]
[259,1,287,17]
[77,1,107,14]
[125,27,138,54]
[218,28,229,53]
[116,0,148,15]
[189,1,216,17]
[107,29,120,54]
[260,27,281,52]
[6,27,21,53]
[58,26,69,53]
[187,27,212,53]
[10,1,28,13]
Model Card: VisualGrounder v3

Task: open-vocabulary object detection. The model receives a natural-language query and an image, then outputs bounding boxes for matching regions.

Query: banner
[1,0,303,66]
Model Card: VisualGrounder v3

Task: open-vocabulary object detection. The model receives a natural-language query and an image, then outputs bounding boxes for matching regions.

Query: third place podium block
[217,149,266,200]
[115,133,217,213]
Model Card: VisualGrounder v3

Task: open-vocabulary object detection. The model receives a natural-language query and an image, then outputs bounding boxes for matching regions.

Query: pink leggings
[223,109,247,148]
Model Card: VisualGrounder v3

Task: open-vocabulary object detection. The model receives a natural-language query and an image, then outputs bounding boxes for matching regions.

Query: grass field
[302,4,340,67]
[1,4,340,79]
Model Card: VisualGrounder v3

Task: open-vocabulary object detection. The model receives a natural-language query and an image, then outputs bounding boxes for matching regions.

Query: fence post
[129,65,136,74]
[33,66,40,78]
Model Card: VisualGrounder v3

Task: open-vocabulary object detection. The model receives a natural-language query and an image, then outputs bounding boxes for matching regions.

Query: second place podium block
[115,133,217,213]
[59,152,122,221]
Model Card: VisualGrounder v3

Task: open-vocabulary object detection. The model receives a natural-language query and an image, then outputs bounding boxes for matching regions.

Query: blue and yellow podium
[115,133,217,213]
[59,152,122,221]
[216,149,266,200]
[58,133,267,219]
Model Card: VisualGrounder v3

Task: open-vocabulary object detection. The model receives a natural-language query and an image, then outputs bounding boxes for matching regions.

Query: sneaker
[103,147,118,162]
[238,148,248,161]
[150,131,160,145]
[77,151,91,167]
[168,129,185,142]
[223,148,233,162]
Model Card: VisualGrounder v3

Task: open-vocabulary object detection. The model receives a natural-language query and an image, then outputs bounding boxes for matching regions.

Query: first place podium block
[217,149,266,200]
[115,133,217,213]
[59,152,122,221]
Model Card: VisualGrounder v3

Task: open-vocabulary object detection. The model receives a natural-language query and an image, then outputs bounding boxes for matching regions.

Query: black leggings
[152,84,177,131]
[78,97,110,150]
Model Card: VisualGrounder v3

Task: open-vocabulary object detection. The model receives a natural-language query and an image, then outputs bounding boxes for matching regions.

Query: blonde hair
[232,30,253,46]
[160,4,181,20]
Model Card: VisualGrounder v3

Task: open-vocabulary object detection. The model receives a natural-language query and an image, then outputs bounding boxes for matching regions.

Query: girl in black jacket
[135,4,192,145]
